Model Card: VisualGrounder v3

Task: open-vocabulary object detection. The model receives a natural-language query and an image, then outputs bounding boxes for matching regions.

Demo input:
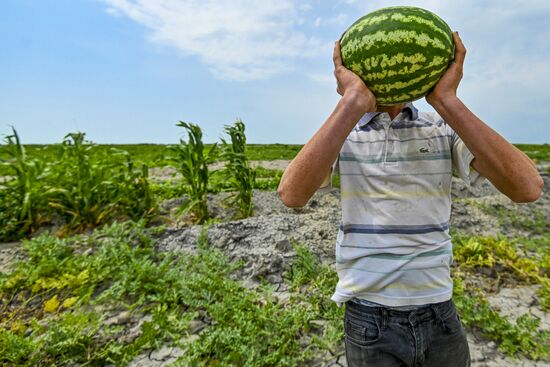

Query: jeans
[344,299,470,367]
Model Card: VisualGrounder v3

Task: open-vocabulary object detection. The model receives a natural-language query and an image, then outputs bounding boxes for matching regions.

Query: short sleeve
[317,156,339,193]
[448,126,485,187]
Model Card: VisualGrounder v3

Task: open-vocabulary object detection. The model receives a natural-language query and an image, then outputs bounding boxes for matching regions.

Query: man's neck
[378,104,405,121]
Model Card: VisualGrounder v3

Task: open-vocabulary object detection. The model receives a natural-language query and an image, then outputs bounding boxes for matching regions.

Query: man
[277,32,543,367]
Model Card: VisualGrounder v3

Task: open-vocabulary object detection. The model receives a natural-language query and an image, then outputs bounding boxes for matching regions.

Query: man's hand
[426,32,465,107]
[333,41,377,112]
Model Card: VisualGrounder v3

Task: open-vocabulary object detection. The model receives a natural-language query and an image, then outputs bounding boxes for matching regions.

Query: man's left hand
[426,32,466,106]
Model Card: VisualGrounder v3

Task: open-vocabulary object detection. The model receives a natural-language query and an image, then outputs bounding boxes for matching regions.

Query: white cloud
[100,0,323,81]
[313,13,348,28]
[314,17,322,27]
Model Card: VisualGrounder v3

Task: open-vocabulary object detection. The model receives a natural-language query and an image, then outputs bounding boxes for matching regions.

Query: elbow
[277,185,308,208]
[510,174,544,203]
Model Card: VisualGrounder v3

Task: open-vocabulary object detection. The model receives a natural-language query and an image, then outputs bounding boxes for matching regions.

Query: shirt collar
[357,102,418,128]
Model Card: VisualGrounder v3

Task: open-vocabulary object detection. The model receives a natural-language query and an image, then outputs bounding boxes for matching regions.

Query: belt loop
[380,308,388,330]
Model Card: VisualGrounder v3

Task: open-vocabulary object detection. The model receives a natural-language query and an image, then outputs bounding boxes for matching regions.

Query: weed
[453,276,550,360]
[453,235,550,310]
[170,121,217,223]
[0,127,49,238]
[477,202,548,237]
[221,119,256,218]
[45,133,157,233]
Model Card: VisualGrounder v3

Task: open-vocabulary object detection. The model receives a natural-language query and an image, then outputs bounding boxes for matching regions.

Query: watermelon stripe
[345,45,450,72]
[344,8,453,48]
[397,8,452,40]
[343,29,448,56]
[347,56,450,91]
[365,62,450,87]
[409,8,453,42]
[376,66,447,95]
[366,11,452,47]
[376,72,445,105]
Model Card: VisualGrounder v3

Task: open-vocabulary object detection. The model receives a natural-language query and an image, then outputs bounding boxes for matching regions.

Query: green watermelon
[340,6,455,106]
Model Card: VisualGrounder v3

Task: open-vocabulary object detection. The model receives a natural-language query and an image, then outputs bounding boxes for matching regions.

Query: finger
[333,41,343,68]
[452,31,466,67]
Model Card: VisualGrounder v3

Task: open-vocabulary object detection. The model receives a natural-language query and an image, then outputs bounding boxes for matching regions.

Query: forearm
[431,96,543,202]
[278,91,374,207]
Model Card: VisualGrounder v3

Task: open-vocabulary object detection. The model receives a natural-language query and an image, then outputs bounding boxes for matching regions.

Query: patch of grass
[284,243,344,353]
[47,132,156,233]
[453,235,550,310]
[2,220,549,364]
[477,202,549,237]
[449,233,550,359]
[453,276,550,360]
[0,223,344,366]
[2,143,547,175]
[0,130,158,241]
[253,167,283,191]
[246,144,302,161]
[514,143,550,163]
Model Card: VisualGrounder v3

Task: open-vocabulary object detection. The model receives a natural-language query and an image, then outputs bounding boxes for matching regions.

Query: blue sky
[1,0,549,144]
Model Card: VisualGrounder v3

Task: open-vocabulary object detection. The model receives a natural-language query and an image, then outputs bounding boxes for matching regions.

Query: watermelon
[340,6,455,106]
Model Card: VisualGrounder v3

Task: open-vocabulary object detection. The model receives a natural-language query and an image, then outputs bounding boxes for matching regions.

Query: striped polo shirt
[326,102,484,306]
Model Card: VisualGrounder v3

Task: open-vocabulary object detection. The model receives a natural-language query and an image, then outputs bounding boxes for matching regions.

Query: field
[1,143,548,174]
[0,133,549,366]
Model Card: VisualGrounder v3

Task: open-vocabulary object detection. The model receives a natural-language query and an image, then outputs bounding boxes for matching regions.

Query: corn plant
[0,127,49,239]
[113,150,156,221]
[220,119,256,219]
[46,132,117,231]
[170,121,217,223]
[46,134,158,232]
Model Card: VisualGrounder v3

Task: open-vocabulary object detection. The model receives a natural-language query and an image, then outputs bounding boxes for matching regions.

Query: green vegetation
[0,222,343,366]
[477,202,549,237]
[2,143,547,176]
[453,235,549,310]
[453,277,549,360]
[515,143,550,163]
[1,227,548,365]
[170,122,217,223]
[0,128,47,237]
[0,122,294,238]
[452,235,550,359]
[1,127,548,364]
[0,129,156,241]
[221,120,256,219]
[0,143,302,176]
[49,132,155,232]
[0,143,174,176]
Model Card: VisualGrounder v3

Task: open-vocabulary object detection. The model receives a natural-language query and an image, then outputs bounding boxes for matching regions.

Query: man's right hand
[333,41,377,112]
